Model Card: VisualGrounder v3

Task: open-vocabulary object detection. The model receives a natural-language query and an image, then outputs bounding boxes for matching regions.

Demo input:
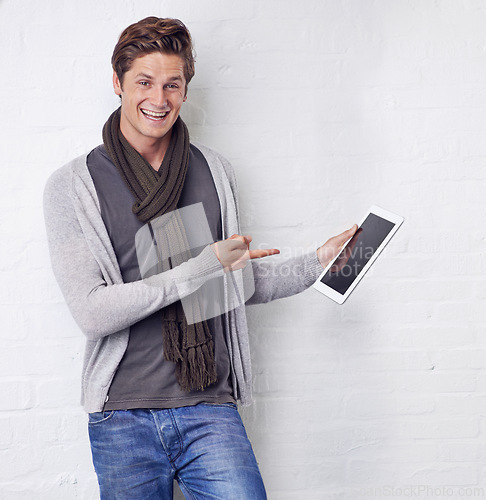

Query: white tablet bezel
[313,205,404,304]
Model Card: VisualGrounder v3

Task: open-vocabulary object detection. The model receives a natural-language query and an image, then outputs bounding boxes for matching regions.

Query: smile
[140,109,168,120]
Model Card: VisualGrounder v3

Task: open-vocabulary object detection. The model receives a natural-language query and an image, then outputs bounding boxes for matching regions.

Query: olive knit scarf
[102,107,217,392]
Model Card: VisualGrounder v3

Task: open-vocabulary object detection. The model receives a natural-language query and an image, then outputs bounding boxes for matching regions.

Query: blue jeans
[88,403,267,499]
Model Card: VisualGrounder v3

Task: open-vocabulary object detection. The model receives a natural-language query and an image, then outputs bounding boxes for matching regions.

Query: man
[44,17,356,500]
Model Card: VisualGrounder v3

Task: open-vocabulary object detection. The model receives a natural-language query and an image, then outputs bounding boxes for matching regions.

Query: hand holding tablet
[313,206,404,304]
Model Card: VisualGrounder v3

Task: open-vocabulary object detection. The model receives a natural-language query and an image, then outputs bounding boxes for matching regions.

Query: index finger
[248,248,280,259]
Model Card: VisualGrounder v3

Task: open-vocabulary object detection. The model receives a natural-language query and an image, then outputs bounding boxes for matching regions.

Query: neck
[134,135,171,171]
[120,123,172,171]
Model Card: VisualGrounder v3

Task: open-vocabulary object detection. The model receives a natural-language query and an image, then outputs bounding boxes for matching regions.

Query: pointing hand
[211,234,280,272]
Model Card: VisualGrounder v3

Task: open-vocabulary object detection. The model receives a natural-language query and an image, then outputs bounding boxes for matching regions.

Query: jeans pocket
[88,410,116,425]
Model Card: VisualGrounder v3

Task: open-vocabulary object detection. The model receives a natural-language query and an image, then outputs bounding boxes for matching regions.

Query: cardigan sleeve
[43,166,224,342]
[245,251,323,305]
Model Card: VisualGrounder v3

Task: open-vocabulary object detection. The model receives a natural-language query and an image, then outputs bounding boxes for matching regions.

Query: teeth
[142,109,167,118]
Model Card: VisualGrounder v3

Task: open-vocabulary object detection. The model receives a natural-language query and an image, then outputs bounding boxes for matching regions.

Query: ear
[113,70,122,97]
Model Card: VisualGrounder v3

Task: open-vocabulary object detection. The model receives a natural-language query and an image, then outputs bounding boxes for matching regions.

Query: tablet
[313,205,404,304]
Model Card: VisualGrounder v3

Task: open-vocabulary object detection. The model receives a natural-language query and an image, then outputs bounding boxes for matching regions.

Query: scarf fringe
[177,342,218,392]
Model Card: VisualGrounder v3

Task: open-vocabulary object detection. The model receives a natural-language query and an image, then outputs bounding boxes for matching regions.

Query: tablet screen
[319,213,396,295]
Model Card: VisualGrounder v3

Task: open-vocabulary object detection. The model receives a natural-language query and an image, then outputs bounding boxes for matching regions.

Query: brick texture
[1,0,485,498]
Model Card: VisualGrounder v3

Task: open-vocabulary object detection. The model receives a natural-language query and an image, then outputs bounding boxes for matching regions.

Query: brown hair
[112,17,195,94]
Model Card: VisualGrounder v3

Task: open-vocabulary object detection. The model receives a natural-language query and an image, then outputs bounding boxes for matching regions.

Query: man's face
[113,52,187,151]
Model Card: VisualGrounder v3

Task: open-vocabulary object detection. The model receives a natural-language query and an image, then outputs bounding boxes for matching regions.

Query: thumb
[337,224,358,243]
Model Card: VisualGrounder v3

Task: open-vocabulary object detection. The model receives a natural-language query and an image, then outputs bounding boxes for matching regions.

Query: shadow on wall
[181,98,208,128]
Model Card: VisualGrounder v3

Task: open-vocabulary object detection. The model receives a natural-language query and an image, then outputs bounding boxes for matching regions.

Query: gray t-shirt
[87,144,234,410]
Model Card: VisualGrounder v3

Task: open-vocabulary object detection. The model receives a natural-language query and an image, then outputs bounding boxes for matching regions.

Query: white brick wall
[1,0,485,498]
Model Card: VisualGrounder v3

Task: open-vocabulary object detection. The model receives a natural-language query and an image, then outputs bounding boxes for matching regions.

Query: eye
[139,81,150,87]
[166,83,179,89]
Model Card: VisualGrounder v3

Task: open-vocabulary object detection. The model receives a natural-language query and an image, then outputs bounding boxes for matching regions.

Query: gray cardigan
[43,142,323,413]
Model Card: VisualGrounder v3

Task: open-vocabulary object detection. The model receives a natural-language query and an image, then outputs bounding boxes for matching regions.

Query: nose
[149,86,167,108]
